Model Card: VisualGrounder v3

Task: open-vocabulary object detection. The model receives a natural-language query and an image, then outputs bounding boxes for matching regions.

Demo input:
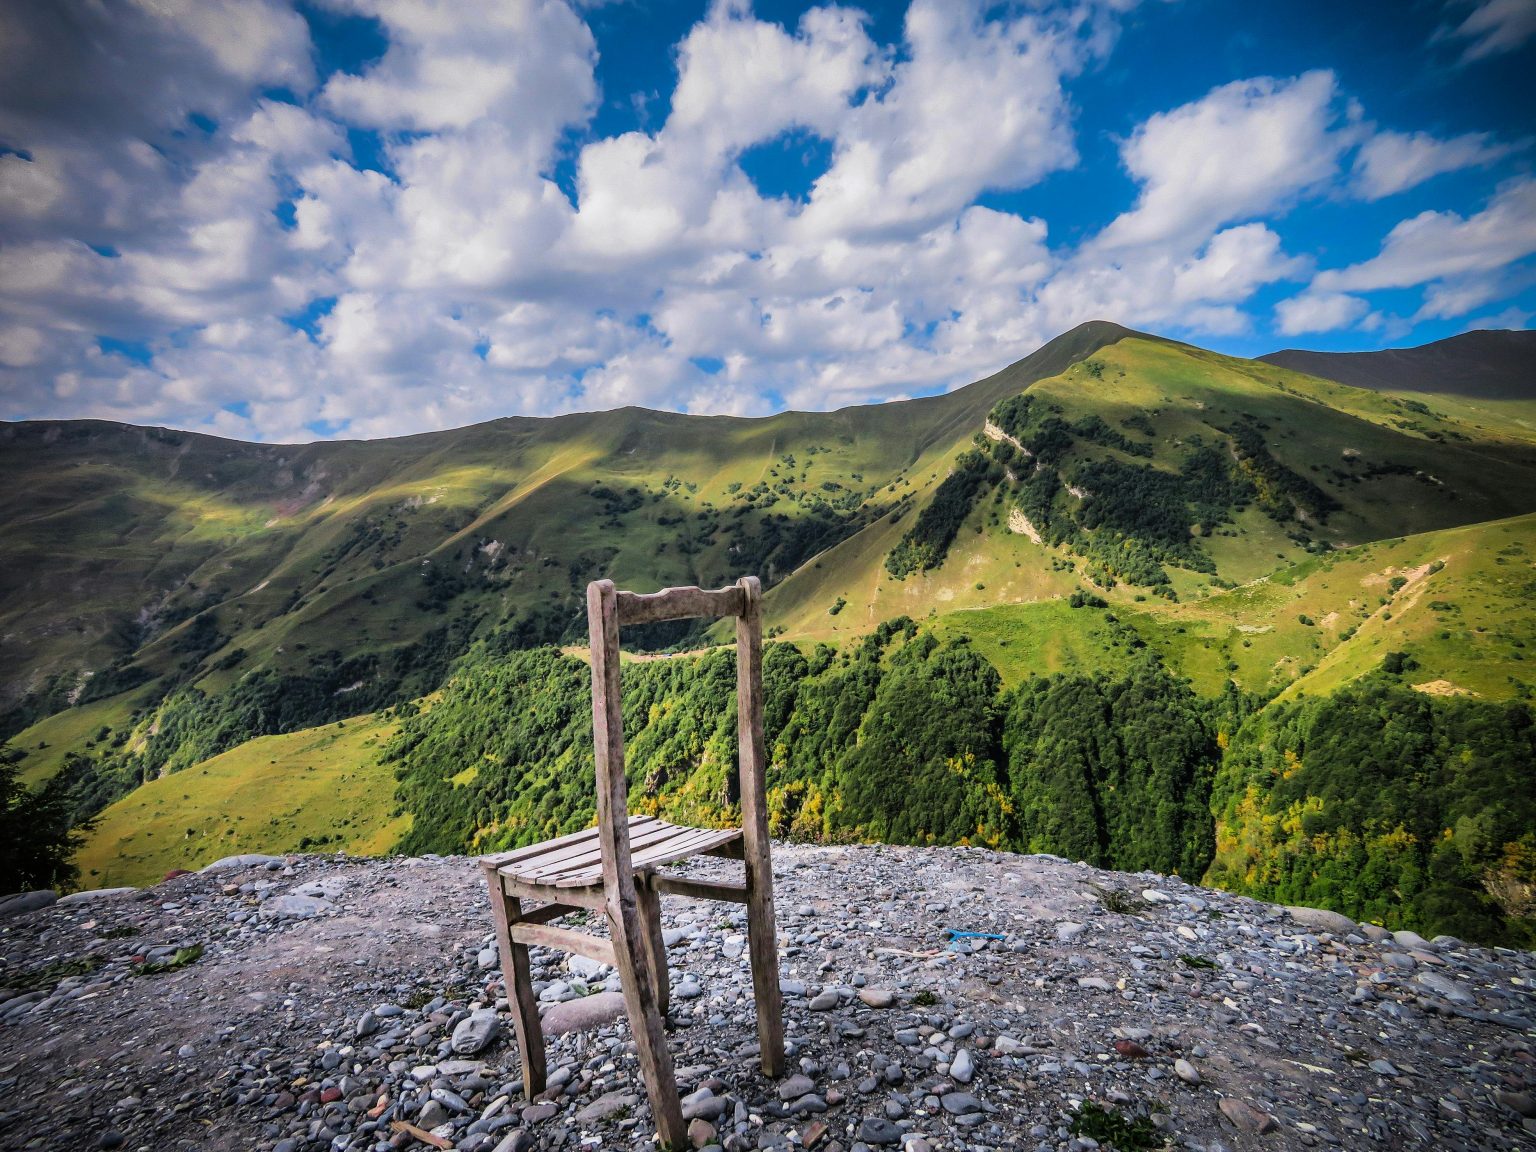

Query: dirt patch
[1008,508,1043,544]
[1412,679,1477,697]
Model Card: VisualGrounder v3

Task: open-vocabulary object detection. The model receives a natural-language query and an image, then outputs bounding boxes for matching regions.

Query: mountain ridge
[1260,328,1536,399]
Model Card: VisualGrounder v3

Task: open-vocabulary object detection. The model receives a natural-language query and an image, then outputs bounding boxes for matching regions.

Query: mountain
[1260,328,1536,399]
[4,322,1535,945]
[0,320,1147,734]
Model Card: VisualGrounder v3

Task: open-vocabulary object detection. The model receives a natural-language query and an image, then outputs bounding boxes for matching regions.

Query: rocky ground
[2,843,1534,1152]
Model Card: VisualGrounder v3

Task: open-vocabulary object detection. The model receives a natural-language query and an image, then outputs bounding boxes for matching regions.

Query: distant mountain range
[1261,328,1536,399]
[4,321,1534,946]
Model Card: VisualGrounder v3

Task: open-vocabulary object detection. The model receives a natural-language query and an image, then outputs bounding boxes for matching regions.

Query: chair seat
[484,814,742,890]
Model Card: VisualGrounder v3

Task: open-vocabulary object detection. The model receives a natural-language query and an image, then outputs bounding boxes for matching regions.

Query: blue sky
[0,0,1532,441]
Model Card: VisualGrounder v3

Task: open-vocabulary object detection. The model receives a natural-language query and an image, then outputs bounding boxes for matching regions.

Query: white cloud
[319,0,597,145]
[1274,291,1371,335]
[1315,178,1536,293]
[1094,70,1352,251]
[795,0,1083,238]
[1439,0,1536,61]
[2,0,1531,441]
[1351,129,1520,199]
[1028,72,1341,341]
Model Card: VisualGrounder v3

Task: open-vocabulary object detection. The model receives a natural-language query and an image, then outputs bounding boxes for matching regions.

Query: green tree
[1,747,95,893]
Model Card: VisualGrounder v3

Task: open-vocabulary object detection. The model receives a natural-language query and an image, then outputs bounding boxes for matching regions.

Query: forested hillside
[378,621,1533,947]
[5,323,1535,946]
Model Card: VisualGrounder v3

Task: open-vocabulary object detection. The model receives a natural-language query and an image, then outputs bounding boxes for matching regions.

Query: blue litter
[943,929,1008,941]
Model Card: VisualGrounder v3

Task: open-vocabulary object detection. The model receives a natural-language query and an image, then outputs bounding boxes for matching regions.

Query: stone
[778,1074,816,1101]
[198,853,284,873]
[857,988,896,1008]
[1284,905,1356,935]
[681,1090,728,1122]
[687,1117,717,1149]
[259,894,333,918]
[807,989,839,1011]
[674,978,703,1000]
[490,1132,533,1152]
[566,954,608,981]
[1174,1059,1201,1085]
[1141,889,1171,904]
[451,1009,501,1055]
[1368,1059,1398,1077]
[0,890,56,917]
[57,887,137,905]
[431,1088,470,1113]
[949,1048,974,1084]
[1055,922,1086,942]
[940,1092,981,1116]
[417,1100,450,1129]
[1414,971,1475,1004]
[543,990,626,1035]
[1219,1098,1279,1134]
[1392,929,1434,950]
[858,1116,903,1145]
[1494,1091,1536,1118]
[575,1092,638,1123]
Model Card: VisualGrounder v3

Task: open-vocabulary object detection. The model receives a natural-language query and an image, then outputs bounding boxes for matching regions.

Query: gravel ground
[2,842,1534,1152]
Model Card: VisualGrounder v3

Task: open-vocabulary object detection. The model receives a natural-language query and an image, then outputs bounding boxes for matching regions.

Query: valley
[2,322,1533,946]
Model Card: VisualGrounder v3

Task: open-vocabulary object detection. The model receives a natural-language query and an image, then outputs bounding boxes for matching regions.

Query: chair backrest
[585,577,769,890]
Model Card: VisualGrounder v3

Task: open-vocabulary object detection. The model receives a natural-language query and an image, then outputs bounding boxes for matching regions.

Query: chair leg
[635,872,670,1017]
[607,888,687,1150]
[745,861,785,1077]
[483,870,546,1099]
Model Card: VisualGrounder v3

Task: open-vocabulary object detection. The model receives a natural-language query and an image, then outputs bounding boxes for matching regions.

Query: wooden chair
[479,577,785,1149]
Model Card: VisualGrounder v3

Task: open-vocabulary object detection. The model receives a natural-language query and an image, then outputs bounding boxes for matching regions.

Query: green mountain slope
[766,333,1536,643]
[0,321,1147,733]
[6,322,1536,942]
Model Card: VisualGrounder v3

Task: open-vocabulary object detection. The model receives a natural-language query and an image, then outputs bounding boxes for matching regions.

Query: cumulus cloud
[1351,129,1521,199]
[1,0,1531,440]
[1274,291,1371,335]
[1028,73,1349,340]
[1315,178,1536,293]
[1093,71,1352,252]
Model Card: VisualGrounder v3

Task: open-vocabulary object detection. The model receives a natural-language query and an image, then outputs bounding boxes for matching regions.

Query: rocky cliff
[2,843,1533,1152]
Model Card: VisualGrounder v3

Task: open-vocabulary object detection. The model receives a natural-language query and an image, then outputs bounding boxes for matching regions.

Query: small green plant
[1070,1100,1163,1151]
[4,955,104,994]
[911,989,937,1007]
[828,597,847,616]
[133,944,203,976]
[1179,954,1217,970]
[99,924,140,939]
[1092,885,1146,914]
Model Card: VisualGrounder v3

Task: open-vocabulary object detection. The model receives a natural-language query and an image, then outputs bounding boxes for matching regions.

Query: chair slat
[556,825,741,888]
[500,815,661,881]
[514,818,683,885]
